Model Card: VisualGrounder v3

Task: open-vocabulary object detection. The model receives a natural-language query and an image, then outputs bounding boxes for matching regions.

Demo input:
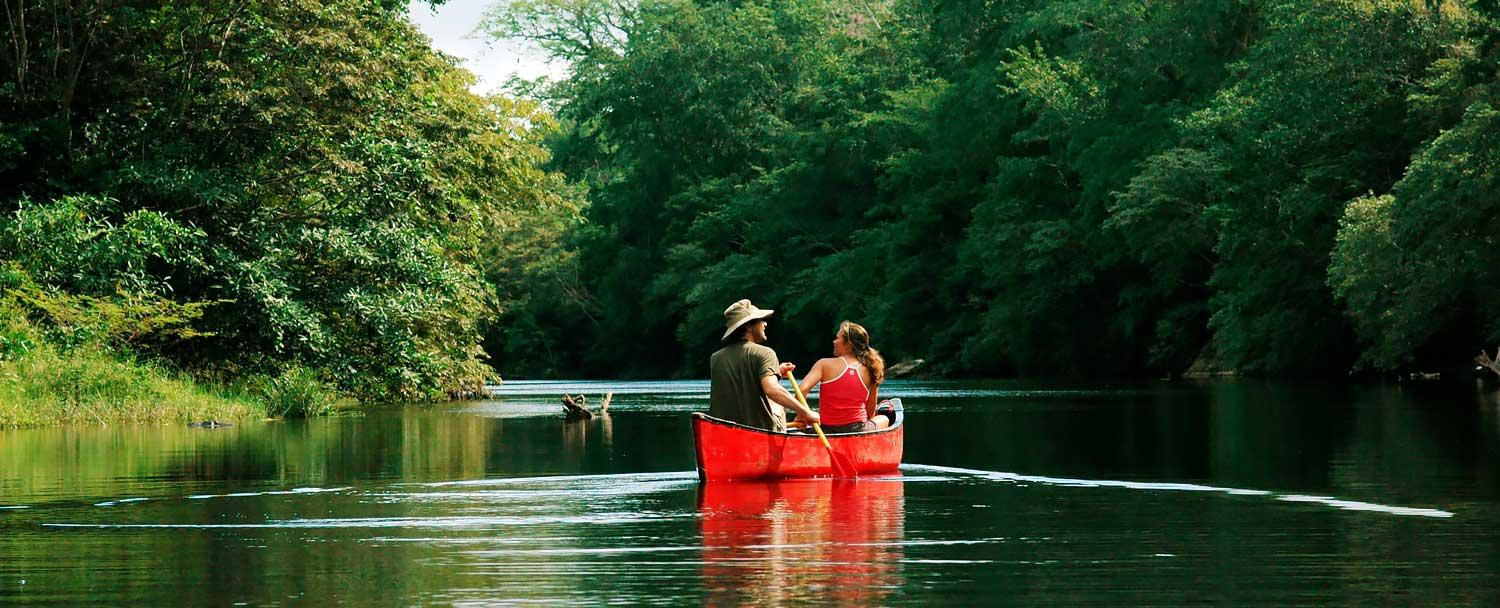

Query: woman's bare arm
[798,358,827,396]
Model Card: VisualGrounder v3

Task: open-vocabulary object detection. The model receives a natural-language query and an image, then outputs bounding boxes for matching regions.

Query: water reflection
[4,380,1500,606]
[699,479,905,606]
[561,412,614,453]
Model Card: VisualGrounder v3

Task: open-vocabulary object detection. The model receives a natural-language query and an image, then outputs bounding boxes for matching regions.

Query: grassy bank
[0,346,357,429]
[0,345,263,429]
[0,270,355,429]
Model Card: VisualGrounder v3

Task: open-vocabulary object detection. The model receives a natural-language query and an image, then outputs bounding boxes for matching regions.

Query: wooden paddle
[787,370,858,478]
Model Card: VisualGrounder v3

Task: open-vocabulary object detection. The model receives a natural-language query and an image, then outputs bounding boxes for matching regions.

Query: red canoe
[691,399,904,481]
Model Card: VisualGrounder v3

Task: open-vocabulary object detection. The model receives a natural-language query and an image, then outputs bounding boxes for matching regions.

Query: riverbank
[0,345,263,429]
[0,279,355,428]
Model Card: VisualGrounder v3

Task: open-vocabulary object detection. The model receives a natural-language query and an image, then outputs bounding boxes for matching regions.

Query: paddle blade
[829,449,858,478]
[811,423,859,479]
[791,372,858,478]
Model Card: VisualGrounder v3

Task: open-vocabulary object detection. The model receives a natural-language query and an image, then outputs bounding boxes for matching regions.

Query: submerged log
[562,393,613,421]
[1477,349,1500,379]
[562,394,593,421]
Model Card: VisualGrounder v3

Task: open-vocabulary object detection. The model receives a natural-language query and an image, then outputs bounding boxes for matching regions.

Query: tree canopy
[1,0,572,399]
[485,0,1499,380]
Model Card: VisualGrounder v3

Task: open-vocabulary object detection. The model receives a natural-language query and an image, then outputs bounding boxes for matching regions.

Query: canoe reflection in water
[699,478,906,606]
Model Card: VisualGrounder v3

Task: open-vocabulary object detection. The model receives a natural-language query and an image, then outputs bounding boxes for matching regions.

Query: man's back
[709,341,785,432]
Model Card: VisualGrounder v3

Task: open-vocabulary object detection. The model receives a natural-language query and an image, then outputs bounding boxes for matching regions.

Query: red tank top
[817,358,869,426]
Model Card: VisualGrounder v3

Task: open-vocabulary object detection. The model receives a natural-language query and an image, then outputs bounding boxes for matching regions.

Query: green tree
[1,0,568,399]
[482,0,1493,381]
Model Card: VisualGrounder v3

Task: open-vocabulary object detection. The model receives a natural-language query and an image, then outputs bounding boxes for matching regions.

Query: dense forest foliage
[1,0,571,404]
[2,0,1495,403]
[485,0,1498,380]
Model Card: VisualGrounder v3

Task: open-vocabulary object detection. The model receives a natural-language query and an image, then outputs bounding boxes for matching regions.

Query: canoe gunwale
[689,398,905,437]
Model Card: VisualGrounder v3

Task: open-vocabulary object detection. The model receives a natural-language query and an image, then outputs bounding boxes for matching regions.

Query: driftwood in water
[562,394,591,420]
[1477,349,1500,379]
[562,393,613,421]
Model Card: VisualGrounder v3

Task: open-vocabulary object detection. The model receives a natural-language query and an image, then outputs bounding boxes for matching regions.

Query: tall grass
[0,345,263,428]
[0,273,347,427]
[249,367,344,418]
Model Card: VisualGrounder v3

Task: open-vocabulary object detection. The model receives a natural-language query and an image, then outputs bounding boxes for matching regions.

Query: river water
[1,379,1497,605]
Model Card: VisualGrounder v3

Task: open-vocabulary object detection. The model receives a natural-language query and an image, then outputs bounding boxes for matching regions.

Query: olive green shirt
[709,341,785,432]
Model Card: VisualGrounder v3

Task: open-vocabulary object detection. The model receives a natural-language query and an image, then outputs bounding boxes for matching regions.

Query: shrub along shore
[0,335,351,430]
[0,352,350,430]
[0,345,262,429]
[0,355,348,430]
[0,279,347,429]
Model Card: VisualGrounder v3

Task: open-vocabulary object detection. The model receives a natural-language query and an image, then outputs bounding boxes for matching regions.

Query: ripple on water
[20,463,1473,607]
[411,471,697,488]
[51,465,1454,536]
[93,498,152,507]
[186,487,352,500]
[44,512,692,530]
[901,464,1454,518]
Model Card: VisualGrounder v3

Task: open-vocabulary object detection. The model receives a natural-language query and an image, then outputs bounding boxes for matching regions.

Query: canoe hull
[692,399,904,481]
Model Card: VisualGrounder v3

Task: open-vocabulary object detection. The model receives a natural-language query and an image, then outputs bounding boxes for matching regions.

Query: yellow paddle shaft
[786,370,833,450]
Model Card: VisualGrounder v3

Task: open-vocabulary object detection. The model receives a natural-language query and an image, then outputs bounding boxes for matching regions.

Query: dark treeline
[486,0,1499,380]
[1,0,572,402]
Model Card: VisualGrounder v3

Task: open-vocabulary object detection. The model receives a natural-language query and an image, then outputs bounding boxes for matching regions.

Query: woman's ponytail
[838,321,884,385]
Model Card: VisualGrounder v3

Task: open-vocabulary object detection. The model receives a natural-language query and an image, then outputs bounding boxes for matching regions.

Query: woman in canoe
[789,321,891,434]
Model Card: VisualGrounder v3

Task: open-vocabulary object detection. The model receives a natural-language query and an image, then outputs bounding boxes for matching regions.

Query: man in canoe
[710,299,820,432]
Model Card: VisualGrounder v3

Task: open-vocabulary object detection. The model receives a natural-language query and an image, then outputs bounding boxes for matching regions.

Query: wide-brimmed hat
[722,299,774,340]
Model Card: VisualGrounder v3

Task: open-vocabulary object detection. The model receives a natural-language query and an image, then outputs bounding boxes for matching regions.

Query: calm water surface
[2,379,1498,605]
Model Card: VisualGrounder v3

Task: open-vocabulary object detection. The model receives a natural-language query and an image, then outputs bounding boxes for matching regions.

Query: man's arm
[761,374,820,425]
